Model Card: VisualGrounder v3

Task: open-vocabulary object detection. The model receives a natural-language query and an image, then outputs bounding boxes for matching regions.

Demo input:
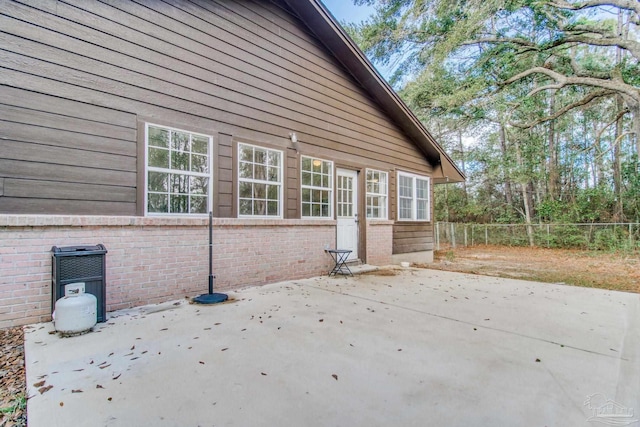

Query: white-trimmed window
[397,172,430,221]
[366,169,388,219]
[146,123,212,215]
[238,143,283,217]
[301,156,333,218]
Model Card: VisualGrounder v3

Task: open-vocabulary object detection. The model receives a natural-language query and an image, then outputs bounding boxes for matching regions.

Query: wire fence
[435,222,640,251]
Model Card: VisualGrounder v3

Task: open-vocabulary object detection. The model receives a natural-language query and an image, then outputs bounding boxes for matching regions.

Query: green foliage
[350,0,639,228]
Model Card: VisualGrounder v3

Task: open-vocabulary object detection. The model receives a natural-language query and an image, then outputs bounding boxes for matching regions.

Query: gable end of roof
[282,0,465,184]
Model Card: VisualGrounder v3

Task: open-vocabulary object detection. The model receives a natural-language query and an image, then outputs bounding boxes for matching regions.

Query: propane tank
[54,283,97,336]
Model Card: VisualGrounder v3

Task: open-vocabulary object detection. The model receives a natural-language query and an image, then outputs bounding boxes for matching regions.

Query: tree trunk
[499,122,514,209]
[547,91,559,200]
[514,137,535,247]
[458,130,468,202]
[593,121,605,187]
[614,96,624,221]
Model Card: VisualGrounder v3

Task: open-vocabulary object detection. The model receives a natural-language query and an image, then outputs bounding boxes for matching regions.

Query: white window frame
[397,171,431,221]
[300,156,333,219]
[237,143,284,218]
[366,169,388,220]
[145,123,213,216]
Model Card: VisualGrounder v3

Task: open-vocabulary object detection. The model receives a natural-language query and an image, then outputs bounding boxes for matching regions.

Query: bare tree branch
[559,35,640,59]
[548,0,640,18]
[510,90,618,128]
[501,67,640,102]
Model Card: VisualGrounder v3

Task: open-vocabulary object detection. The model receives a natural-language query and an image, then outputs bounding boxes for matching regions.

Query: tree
[349,0,639,155]
[348,0,640,226]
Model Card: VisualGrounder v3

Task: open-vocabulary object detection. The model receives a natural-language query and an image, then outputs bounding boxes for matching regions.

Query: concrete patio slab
[25,269,640,426]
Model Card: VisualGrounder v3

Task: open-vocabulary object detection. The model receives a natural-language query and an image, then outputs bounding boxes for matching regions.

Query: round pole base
[193,293,228,305]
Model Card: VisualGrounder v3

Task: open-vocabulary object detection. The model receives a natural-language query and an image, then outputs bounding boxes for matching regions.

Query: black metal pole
[193,211,228,304]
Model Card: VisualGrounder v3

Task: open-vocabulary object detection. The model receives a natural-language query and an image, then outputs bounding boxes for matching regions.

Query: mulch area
[427,245,640,293]
[0,327,26,427]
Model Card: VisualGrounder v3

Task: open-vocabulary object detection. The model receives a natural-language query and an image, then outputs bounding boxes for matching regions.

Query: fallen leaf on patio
[215,322,221,325]
[204,327,211,330]
[59,402,64,407]
[160,328,168,331]
[535,358,541,362]
[33,380,46,387]
[38,385,53,394]
[332,374,338,380]
[72,389,83,393]
[130,345,135,350]
[96,384,104,389]
[199,361,205,364]
[48,331,56,335]
[319,319,324,322]
[99,364,111,369]
[108,352,114,357]
[112,374,121,380]
[108,397,112,401]
[261,372,267,376]
[397,349,402,352]
[221,348,228,351]
[484,318,490,321]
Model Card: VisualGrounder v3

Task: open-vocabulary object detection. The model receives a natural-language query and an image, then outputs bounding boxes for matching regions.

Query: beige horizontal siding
[0,0,435,218]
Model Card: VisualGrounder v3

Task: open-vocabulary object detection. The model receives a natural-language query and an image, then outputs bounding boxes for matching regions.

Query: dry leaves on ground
[0,326,26,427]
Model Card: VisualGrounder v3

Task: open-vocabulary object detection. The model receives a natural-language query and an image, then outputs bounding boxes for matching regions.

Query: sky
[319,0,396,80]
[320,0,376,24]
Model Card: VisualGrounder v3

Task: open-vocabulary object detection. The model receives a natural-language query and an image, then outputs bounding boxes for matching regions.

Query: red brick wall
[0,216,337,328]
[365,220,393,266]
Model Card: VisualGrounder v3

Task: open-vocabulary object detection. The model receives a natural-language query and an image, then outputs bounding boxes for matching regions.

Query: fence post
[547,224,550,248]
[450,223,456,248]
[630,223,633,248]
[436,222,440,251]
[464,225,468,247]
[485,225,488,245]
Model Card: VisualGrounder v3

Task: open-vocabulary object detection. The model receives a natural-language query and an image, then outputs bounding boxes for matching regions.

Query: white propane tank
[54,285,97,336]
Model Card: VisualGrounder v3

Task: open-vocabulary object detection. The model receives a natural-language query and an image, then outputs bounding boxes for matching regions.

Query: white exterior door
[336,169,358,260]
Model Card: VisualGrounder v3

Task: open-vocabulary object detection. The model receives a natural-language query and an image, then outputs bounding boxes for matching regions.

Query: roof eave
[283,0,465,184]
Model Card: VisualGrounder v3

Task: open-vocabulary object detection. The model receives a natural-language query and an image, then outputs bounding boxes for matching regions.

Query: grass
[0,394,26,415]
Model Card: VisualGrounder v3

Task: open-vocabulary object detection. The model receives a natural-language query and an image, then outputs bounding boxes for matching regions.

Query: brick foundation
[365,220,393,265]
[0,216,340,328]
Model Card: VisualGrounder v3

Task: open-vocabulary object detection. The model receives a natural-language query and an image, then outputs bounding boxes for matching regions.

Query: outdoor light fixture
[289,132,297,143]
[312,159,322,167]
